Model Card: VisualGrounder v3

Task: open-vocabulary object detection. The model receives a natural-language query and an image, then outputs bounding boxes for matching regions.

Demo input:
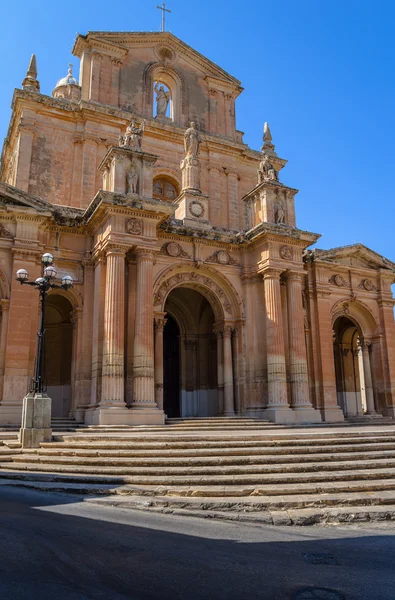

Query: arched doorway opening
[333,316,367,417]
[44,295,73,417]
[163,287,218,418]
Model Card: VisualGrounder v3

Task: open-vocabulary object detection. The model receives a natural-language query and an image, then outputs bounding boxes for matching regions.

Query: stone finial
[22,54,40,92]
[261,122,276,156]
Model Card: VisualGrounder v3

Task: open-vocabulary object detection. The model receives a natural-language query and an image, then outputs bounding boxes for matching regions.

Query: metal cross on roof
[156,2,171,32]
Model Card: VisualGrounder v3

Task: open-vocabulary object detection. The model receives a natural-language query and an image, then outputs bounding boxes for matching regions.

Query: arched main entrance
[163,287,218,418]
[44,295,73,417]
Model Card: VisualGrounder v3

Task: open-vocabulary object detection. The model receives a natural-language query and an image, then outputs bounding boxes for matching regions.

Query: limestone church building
[0,30,394,427]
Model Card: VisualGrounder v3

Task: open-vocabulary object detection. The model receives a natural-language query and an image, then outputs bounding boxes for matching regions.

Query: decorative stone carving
[166,242,181,257]
[119,119,146,150]
[153,270,233,315]
[126,165,139,194]
[160,242,192,259]
[358,278,377,292]
[275,204,285,224]
[126,218,143,235]
[279,245,293,260]
[262,122,276,154]
[205,250,238,266]
[258,154,278,184]
[0,223,13,239]
[154,82,171,117]
[329,274,348,287]
[184,122,201,158]
[190,200,204,218]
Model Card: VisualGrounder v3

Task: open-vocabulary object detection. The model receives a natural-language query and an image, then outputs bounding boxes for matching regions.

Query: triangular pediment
[0,182,53,212]
[314,244,395,272]
[73,31,241,87]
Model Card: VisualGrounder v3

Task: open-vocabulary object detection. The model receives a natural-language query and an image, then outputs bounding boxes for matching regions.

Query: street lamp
[16,253,73,395]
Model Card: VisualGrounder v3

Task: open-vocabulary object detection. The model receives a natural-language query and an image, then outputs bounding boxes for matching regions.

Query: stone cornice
[244,221,320,247]
[84,190,175,231]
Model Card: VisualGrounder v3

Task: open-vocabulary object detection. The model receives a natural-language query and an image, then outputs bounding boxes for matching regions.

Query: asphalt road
[0,484,394,600]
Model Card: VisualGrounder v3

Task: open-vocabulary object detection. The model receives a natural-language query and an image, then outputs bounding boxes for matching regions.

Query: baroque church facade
[0,31,394,426]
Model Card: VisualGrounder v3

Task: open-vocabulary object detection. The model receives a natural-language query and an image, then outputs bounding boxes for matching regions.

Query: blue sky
[1,0,394,261]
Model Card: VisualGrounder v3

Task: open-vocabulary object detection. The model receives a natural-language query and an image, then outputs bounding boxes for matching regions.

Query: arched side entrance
[333,314,377,417]
[164,288,218,418]
[44,295,73,417]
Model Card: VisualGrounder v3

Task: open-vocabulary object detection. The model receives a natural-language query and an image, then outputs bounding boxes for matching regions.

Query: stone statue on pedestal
[184,122,201,158]
[258,154,278,183]
[119,119,146,150]
[154,83,171,117]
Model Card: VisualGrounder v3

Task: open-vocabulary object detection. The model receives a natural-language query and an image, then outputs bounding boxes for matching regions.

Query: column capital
[154,317,167,331]
[1,299,10,311]
[358,339,372,351]
[135,247,155,260]
[286,270,305,283]
[104,244,127,257]
[262,268,283,281]
[222,325,235,338]
[213,323,223,337]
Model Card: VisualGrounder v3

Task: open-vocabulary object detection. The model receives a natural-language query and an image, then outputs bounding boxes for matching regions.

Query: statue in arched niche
[154,82,171,117]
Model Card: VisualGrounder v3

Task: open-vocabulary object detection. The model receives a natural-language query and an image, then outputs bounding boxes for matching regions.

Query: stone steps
[10,454,395,474]
[50,430,395,444]
[2,422,395,525]
[33,447,395,460]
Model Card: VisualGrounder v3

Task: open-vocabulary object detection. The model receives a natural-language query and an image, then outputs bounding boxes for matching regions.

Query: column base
[18,393,52,448]
[262,406,296,424]
[292,407,322,424]
[320,406,345,423]
[384,406,395,418]
[87,405,165,426]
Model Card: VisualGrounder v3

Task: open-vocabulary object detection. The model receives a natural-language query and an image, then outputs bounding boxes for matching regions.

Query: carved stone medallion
[166,242,181,257]
[279,246,293,260]
[359,278,377,292]
[126,218,143,235]
[217,250,230,265]
[190,201,204,218]
[329,274,348,287]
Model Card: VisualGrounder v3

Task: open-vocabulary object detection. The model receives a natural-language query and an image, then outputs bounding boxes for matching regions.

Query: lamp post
[16,253,73,447]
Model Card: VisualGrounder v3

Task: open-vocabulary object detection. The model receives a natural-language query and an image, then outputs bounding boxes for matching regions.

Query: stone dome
[52,64,81,101]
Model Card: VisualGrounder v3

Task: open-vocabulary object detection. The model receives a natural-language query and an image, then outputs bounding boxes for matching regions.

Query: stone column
[154,315,167,411]
[101,247,125,407]
[263,269,294,423]
[213,325,224,415]
[361,341,376,415]
[132,249,157,410]
[70,307,83,416]
[0,299,10,402]
[286,272,321,422]
[222,325,235,416]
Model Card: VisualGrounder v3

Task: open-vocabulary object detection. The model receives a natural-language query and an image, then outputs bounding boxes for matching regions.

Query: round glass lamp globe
[16,268,28,281]
[62,275,73,289]
[44,265,57,279]
[42,253,54,266]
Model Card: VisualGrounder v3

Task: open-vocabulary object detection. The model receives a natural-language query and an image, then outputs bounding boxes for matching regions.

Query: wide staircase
[1,417,395,525]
